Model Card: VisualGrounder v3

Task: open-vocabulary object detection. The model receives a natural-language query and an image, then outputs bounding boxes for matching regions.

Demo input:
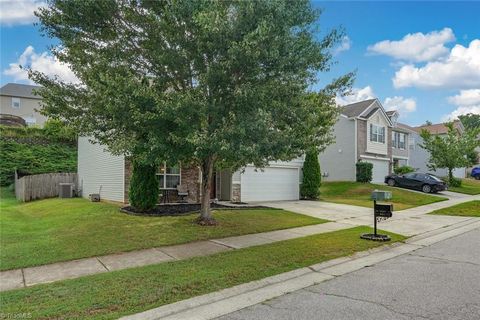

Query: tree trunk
[448,168,454,184]
[197,156,217,225]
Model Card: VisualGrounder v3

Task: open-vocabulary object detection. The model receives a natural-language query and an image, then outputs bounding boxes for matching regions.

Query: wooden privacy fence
[15,172,77,202]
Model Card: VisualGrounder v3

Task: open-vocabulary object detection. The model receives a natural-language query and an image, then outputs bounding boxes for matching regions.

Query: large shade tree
[31,0,353,224]
[420,122,480,183]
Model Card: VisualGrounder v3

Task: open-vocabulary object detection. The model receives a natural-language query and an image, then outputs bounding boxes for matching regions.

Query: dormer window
[11,97,20,108]
[370,124,385,143]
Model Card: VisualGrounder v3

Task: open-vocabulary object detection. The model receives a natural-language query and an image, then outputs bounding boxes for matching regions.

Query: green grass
[320,181,447,210]
[429,200,480,217]
[0,187,325,271]
[448,178,480,195]
[0,226,405,320]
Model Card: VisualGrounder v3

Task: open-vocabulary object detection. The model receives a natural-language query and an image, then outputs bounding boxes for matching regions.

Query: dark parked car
[471,167,480,180]
[384,172,447,193]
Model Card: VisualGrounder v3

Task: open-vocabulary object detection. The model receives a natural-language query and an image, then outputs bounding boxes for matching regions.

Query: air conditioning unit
[59,183,74,198]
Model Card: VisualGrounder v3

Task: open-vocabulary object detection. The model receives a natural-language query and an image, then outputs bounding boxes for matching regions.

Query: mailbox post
[361,190,393,241]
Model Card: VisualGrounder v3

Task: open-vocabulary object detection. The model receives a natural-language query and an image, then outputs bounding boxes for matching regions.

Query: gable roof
[395,122,417,134]
[414,120,464,135]
[339,99,376,118]
[0,83,42,99]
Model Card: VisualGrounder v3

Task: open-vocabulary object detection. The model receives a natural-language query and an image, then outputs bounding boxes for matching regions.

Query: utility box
[59,183,74,198]
[89,194,100,202]
[371,190,392,201]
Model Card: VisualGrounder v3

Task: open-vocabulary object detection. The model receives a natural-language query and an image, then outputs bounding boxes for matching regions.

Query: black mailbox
[374,203,393,217]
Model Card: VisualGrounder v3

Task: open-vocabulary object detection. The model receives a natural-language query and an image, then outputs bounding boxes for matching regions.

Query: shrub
[356,161,373,183]
[394,165,415,175]
[0,137,77,186]
[442,176,462,187]
[128,161,159,212]
[301,149,321,199]
[43,119,76,141]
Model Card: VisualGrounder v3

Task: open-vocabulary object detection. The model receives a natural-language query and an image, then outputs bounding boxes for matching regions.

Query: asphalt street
[218,228,480,320]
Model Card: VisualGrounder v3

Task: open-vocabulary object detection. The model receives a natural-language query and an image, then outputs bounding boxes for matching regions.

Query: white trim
[393,156,409,160]
[359,99,393,127]
[340,114,349,119]
[354,118,358,163]
[357,100,377,117]
[359,155,390,161]
[122,159,125,202]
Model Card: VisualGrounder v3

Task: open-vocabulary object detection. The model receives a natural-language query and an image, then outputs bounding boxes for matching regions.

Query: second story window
[370,124,385,143]
[11,97,20,108]
[392,132,406,149]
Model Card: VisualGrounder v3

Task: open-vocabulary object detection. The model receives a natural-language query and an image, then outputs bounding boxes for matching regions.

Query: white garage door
[364,159,389,183]
[241,166,300,202]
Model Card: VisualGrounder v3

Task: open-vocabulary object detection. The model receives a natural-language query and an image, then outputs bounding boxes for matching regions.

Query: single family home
[0,83,46,126]
[77,137,303,204]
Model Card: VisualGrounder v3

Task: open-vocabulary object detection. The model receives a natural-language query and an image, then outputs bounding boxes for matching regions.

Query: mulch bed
[121,203,270,217]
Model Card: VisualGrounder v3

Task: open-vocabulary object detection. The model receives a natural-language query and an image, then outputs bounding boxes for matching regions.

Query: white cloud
[3,46,79,84]
[443,88,480,121]
[0,0,44,26]
[393,39,480,89]
[442,105,480,122]
[383,96,417,114]
[333,36,351,55]
[447,89,480,106]
[335,85,375,105]
[368,28,455,62]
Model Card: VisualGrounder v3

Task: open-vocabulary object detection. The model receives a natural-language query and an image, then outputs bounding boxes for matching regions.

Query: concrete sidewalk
[1,192,477,292]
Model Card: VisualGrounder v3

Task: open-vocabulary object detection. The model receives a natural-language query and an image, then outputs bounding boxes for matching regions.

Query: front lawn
[0,188,325,271]
[429,201,480,217]
[0,226,405,320]
[320,181,447,210]
[448,178,480,195]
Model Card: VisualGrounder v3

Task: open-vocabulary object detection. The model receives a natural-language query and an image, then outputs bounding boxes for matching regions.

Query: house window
[370,124,385,143]
[11,97,20,108]
[157,163,181,189]
[392,132,406,149]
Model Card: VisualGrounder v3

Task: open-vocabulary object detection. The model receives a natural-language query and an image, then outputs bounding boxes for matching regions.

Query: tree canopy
[420,122,480,182]
[31,0,353,222]
[459,113,480,131]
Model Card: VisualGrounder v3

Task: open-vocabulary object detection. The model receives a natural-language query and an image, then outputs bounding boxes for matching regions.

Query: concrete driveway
[218,228,480,320]
[261,193,480,237]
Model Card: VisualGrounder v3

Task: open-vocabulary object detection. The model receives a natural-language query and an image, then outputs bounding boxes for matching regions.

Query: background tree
[32,0,353,224]
[420,122,480,183]
[459,113,480,131]
[301,148,321,199]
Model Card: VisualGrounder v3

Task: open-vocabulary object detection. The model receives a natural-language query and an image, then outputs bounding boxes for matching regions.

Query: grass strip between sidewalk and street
[0,226,405,320]
[429,200,480,217]
[0,187,325,271]
[319,181,447,210]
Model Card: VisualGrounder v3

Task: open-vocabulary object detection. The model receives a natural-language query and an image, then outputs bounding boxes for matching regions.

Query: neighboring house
[77,137,303,204]
[0,83,46,126]
[410,121,466,178]
[319,99,398,183]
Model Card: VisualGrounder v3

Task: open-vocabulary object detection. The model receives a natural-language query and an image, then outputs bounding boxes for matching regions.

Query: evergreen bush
[394,165,415,175]
[356,161,373,183]
[301,149,321,199]
[129,161,159,212]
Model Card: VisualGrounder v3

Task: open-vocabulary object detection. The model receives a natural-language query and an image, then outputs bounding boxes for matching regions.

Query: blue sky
[1,1,479,126]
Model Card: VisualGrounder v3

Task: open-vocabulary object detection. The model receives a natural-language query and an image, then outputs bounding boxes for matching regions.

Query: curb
[121,219,480,320]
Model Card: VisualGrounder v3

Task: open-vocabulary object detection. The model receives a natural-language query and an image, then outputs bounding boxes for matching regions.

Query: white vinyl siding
[78,137,125,202]
[366,112,389,155]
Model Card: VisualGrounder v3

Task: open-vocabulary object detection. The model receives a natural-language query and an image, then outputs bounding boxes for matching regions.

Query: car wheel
[422,184,432,193]
[387,179,396,187]
[475,176,480,180]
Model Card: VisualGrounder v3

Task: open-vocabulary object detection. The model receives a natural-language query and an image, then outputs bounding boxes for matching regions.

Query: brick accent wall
[123,161,201,204]
[357,119,367,159]
[124,159,132,203]
[231,183,241,203]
